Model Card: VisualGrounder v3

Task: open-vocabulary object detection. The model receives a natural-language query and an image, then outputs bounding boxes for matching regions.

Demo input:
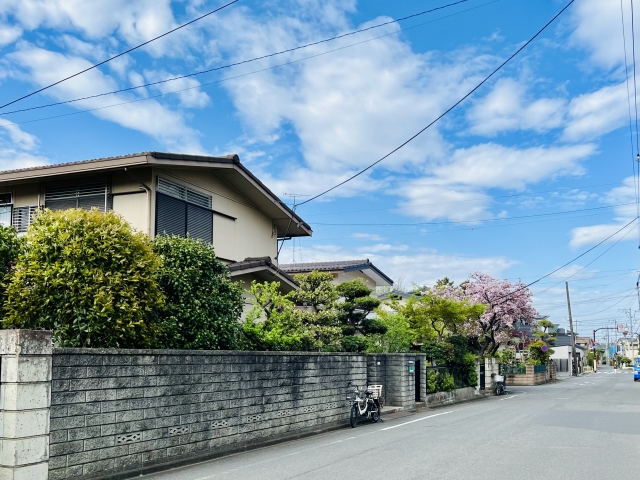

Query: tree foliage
[366,310,416,353]
[456,272,537,358]
[243,273,386,352]
[242,280,342,351]
[336,279,382,331]
[0,226,22,318]
[4,209,164,348]
[153,235,244,350]
[528,340,554,364]
[532,319,557,346]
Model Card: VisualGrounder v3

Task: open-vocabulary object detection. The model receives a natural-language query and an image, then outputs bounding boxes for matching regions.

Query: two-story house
[0,151,311,294]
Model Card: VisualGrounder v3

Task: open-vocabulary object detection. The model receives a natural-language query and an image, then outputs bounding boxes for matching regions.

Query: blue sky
[1,0,639,340]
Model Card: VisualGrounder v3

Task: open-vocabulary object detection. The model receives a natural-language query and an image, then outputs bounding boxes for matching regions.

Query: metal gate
[479,364,485,390]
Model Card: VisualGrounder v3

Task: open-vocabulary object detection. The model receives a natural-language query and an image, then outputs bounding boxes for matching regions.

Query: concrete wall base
[424,387,478,407]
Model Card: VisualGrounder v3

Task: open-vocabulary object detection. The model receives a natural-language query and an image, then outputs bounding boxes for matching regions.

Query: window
[0,193,10,227]
[0,206,10,227]
[155,177,213,243]
[45,178,111,212]
[12,206,39,233]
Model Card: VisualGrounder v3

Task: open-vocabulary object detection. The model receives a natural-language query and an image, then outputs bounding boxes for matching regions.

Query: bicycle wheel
[371,408,380,423]
[350,404,358,428]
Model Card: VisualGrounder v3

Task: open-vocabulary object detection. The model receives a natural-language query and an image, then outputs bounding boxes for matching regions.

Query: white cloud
[549,264,599,281]
[0,120,49,171]
[569,176,637,248]
[280,243,516,287]
[398,184,492,222]
[568,0,628,71]
[467,78,566,136]
[144,70,210,109]
[358,244,408,253]
[7,44,204,152]
[432,143,595,190]
[203,3,498,197]
[393,142,597,221]
[0,0,187,57]
[351,232,384,241]
[562,82,629,141]
[0,24,21,47]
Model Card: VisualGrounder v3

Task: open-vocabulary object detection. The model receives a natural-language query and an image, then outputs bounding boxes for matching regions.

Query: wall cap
[0,330,53,355]
[53,348,363,356]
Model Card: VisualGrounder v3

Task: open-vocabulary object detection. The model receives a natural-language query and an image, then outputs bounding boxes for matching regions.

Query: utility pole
[566,282,577,376]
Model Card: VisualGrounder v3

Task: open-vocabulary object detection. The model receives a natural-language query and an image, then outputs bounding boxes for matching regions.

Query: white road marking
[499,393,526,401]
[379,411,453,431]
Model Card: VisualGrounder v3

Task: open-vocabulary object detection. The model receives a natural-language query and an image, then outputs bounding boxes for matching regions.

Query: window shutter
[12,206,38,233]
[155,178,213,243]
[45,179,110,212]
[186,204,213,243]
[156,193,186,236]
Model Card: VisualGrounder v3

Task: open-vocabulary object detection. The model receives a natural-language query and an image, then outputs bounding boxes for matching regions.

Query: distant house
[279,259,393,290]
[550,328,587,375]
[0,151,311,292]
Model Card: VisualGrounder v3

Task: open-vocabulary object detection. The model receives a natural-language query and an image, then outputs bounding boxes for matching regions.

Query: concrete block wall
[0,330,53,479]
[48,350,366,479]
[367,353,426,407]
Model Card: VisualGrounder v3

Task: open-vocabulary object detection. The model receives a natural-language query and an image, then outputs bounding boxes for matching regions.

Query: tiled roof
[0,152,149,175]
[279,259,393,286]
[228,256,276,272]
[0,151,239,175]
[279,259,371,273]
[228,257,298,286]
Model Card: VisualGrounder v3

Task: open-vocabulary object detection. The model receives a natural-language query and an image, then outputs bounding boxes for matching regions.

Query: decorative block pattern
[168,426,189,436]
[49,350,367,479]
[116,433,141,444]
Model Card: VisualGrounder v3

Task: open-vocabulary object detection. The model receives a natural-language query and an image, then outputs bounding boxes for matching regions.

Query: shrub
[340,335,369,353]
[0,225,21,275]
[427,372,438,393]
[153,235,244,350]
[362,318,387,335]
[366,311,415,353]
[426,371,456,393]
[242,281,339,352]
[440,372,456,392]
[4,209,163,347]
[0,226,22,317]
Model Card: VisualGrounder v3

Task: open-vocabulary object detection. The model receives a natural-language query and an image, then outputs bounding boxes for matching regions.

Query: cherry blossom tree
[457,272,538,359]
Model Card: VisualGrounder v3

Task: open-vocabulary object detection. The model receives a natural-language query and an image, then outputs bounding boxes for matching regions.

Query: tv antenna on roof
[282,193,311,264]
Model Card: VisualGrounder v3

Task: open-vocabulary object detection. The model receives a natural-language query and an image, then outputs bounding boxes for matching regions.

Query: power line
[0,0,479,117]
[0,0,499,130]
[532,219,638,296]
[0,0,239,110]
[297,0,576,206]
[569,290,637,317]
[490,217,639,304]
[311,202,635,226]
[306,207,639,241]
[299,181,624,217]
[534,288,637,306]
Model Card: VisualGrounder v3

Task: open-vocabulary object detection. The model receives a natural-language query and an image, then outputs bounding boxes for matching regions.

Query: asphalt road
[143,366,640,480]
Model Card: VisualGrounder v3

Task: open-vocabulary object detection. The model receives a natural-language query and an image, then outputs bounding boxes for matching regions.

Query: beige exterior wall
[213,214,236,261]
[328,270,377,290]
[112,193,148,234]
[12,182,40,207]
[151,168,277,262]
